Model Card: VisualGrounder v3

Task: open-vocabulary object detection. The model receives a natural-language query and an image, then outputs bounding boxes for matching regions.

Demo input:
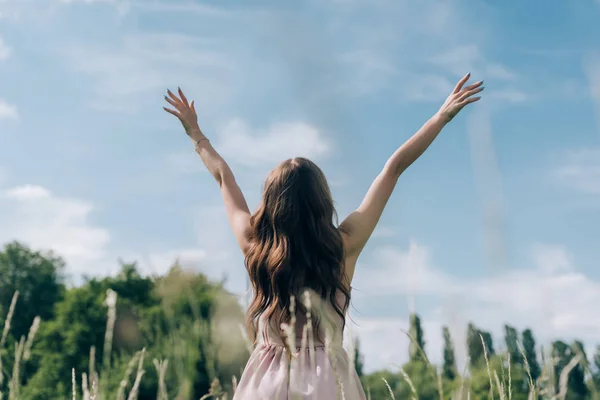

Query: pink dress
[233,294,367,400]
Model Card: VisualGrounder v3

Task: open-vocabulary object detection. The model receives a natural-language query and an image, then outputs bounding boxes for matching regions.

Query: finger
[457,96,481,107]
[463,80,484,91]
[164,95,180,110]
[163,107,181,118]
[191,100,196,114]
[178,87,189,107]
[453,72,471,94]
[167,89,183,106]
[458,86,484,102]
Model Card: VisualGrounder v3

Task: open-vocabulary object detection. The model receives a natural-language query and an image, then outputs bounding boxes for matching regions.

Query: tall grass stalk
[82,372,90,400]
[517,340,537,398]
[480,333,494,400]
[116,351,142,400]
[382,377,395,400]
[153,358,169,400]
[72,368,77,400]
[99,289,118,399]
[126,347,146,400]
[398,367,417,400]
[0,291,19,391]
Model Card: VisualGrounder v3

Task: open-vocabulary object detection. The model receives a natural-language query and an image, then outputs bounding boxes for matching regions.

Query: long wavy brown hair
[245,157,351,345]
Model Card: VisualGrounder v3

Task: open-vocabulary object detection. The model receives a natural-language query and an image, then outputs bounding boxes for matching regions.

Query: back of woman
[233,157,363,398]
[163,73,484,399]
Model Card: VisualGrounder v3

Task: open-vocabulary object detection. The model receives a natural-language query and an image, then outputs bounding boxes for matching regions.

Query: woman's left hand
[163,88,205,142]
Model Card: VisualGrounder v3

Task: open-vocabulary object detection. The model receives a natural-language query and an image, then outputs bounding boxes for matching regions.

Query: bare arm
[340,74,483,280]
[164,88,251,254]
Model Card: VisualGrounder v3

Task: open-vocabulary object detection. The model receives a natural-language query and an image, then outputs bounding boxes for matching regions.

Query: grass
[1,287,597,400]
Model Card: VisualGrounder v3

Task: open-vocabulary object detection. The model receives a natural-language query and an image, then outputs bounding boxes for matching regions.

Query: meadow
[1,240,599,400]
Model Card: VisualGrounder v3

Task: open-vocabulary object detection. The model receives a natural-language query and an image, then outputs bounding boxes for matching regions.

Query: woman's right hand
[163,88,205,142]
[437,73,484,123]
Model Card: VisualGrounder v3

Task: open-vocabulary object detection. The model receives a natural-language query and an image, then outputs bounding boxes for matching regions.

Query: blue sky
[1,0,599,373]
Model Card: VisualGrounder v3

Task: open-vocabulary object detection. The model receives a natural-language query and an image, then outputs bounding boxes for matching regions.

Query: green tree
[551,340,571,397]
[568,340,588,400]
[22,263,156,399]
[408,313,426,363]
[594,345,600,388]
[481,331,495,356]
[0,241,65,341]
[467,323,494,368]
[504,324,520,364]
[442,326,457,381]
[396,360,439,400]
[360,370,402,400]
[470,355,529,400]
[521,329,541,382]
[354,337,364,378]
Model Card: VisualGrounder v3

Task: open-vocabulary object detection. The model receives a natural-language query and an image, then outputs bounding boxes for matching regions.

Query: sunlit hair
[245,157,351,345]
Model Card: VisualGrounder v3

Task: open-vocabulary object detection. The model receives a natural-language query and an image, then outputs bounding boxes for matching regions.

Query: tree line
[361,313,600,399]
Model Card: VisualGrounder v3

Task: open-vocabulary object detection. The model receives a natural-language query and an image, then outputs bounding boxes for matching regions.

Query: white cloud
[166,118,332,173]
[217,118,331,167]
[0,37,10,60]
[135,248,208,277]
[0,99,18,120]
[0,184,112,277]
[556,148,600,195]
[61,32,237,112]
[356,241,457,298]
[326,1,520,102]
[350,316,448,372]
[487,88,530,103]
[371,225,396,239]
[57,0,117,3]
[129,1,233,16]
[134,205,250,302]
[352,240,600,372]
[430,44,516,82]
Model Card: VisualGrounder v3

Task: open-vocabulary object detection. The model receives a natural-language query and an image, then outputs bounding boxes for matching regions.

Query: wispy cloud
[218,119,331,167]
[166,118,332,173]
[430,44,516,81]
[352,240,600,371]
[556,148,600,195]
[0,99,18,120]
[0,37,10,60]
[0,184,112,277]
[60,32,239,112]
[56,0,118,4]
[320,0,521,102]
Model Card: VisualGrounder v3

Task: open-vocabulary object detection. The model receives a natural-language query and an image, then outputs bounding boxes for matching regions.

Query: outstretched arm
[339,74,483,280]
[164,88,252,254]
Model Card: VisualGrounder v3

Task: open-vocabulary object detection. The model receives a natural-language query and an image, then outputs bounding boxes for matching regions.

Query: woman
[164,73,483,399]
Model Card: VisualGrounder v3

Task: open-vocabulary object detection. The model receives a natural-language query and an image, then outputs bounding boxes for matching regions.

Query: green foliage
[3,241,600,400]
[442,326,457,381]
[354,337,364,378]
[469,354,530,400]
[467,323,495,368]
[1,242,248,399]
[504,324,520,365]
[0,242,65,341]
[522,328,541,382]
[408,313,426,363]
